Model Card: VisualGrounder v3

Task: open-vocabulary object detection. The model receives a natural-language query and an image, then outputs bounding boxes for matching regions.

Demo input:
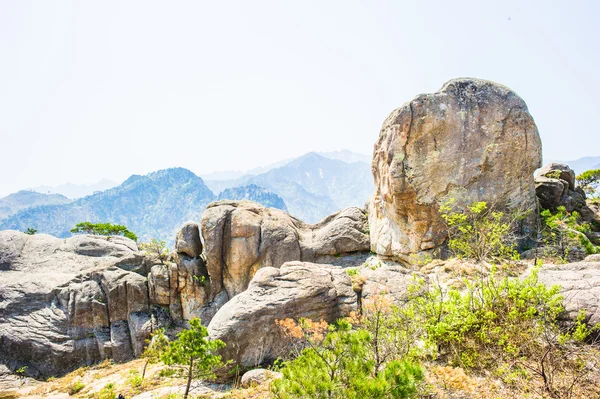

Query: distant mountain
[317,150,371,164]
[243,152,373,223]
[217,184,287,211]
[0,191,72,220]
[543,156,600,175]
[29,179,118,199]
[0,168,215,243]
[202,150,370,190]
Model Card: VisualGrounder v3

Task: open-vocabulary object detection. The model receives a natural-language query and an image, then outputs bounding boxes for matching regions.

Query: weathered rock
[535,176,569,210]
[148,264,171,305]
[175,221,203,258]
[369,78,542,262]
[240,368,283,388]
[537,261,600,326]
[358,264,420,304]
[585,254,600,262]
[208,262,356,367]
[201,201,369,300]
[0,231,156,378]
[537,163,576,191]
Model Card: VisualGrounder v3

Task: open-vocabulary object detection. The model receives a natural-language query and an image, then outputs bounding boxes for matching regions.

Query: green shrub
[407,268,599,395]
[24,228,37,235]
[439,200,520,261]
[271,319,423,399]
[540,206,598,259]
[96,383,115,399]
[68,380,85,394]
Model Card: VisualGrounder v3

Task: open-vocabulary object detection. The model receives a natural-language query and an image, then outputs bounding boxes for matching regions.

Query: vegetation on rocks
[576,168,600,199]
[70,221,138,241]
[540,206,598,259]
[272,318,423,399]
[439,200,521,262]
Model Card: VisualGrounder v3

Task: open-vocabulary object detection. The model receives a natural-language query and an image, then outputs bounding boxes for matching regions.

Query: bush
[70,222,138,241]
[540,206,598,259]
[68,380,85,394]
[408,268,600,396]
[272,318,423,399]
[439,200,520,261]
[24,227,37,235]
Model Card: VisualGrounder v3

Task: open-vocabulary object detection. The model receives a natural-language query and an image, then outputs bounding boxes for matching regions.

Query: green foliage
[576,168,600,198]
[272,319,423,399]
[161,318,225,399]
[540,206,598,259]
[70,221,138,241]
[96,383,115,399]
[24,227,37,235]
[139,238,170,264]
[411,269,563,369]
[439,199,520,261]
[68,380,85,394]
[141,328,169,380]
[15,366,27,375]
[127,370,143,389]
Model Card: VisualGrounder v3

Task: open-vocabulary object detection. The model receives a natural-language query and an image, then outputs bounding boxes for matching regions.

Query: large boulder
[207,262,357,367]
[201,201,369,300]
[369,78,542,262]
[0,231,156,378]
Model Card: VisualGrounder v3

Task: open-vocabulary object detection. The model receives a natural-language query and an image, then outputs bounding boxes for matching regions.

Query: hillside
[0,168,215,242]
[206,152,373,223]
[217,184,287,211]
[0,190,72,220]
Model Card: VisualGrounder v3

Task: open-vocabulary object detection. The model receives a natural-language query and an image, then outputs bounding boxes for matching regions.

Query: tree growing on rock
[576,168,600,200]
[161,318,225,399]
[70,221,138,241]
[139,238,170,264]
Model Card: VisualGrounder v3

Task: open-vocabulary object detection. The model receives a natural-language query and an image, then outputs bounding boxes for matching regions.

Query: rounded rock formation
[369,78,542,262]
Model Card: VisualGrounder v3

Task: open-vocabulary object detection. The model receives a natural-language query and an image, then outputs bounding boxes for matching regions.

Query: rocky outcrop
[0,232,157,378]
[201,201,369,299]
[537,261,600,326]
[207,262,357,367]
[369,78,542,262]
[535,163,600,225]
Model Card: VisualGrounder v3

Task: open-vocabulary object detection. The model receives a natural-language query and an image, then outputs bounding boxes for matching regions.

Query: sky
[1,1,599,197]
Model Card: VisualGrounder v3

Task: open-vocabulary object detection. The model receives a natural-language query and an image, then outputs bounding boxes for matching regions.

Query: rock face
[369,78,542,262]
[201,200,370,300]
[207,262,357,367]
[537,261,600,327]
[535,163,600,225]
[0,232,157,378]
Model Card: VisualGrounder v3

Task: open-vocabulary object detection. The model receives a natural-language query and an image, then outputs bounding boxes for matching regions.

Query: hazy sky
[1,1,598,196]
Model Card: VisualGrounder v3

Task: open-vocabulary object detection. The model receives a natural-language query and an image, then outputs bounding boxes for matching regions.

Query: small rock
[240,368,283,388]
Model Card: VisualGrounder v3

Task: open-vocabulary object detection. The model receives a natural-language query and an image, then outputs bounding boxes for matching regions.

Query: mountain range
[0,151,373,243]
[2,152,597,244]
[0,191,72,220]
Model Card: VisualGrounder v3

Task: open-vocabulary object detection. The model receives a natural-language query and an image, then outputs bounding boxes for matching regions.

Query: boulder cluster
[1,78,599,383]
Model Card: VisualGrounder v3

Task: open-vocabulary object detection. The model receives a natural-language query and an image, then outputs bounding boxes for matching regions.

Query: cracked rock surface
[369,78,542,262]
